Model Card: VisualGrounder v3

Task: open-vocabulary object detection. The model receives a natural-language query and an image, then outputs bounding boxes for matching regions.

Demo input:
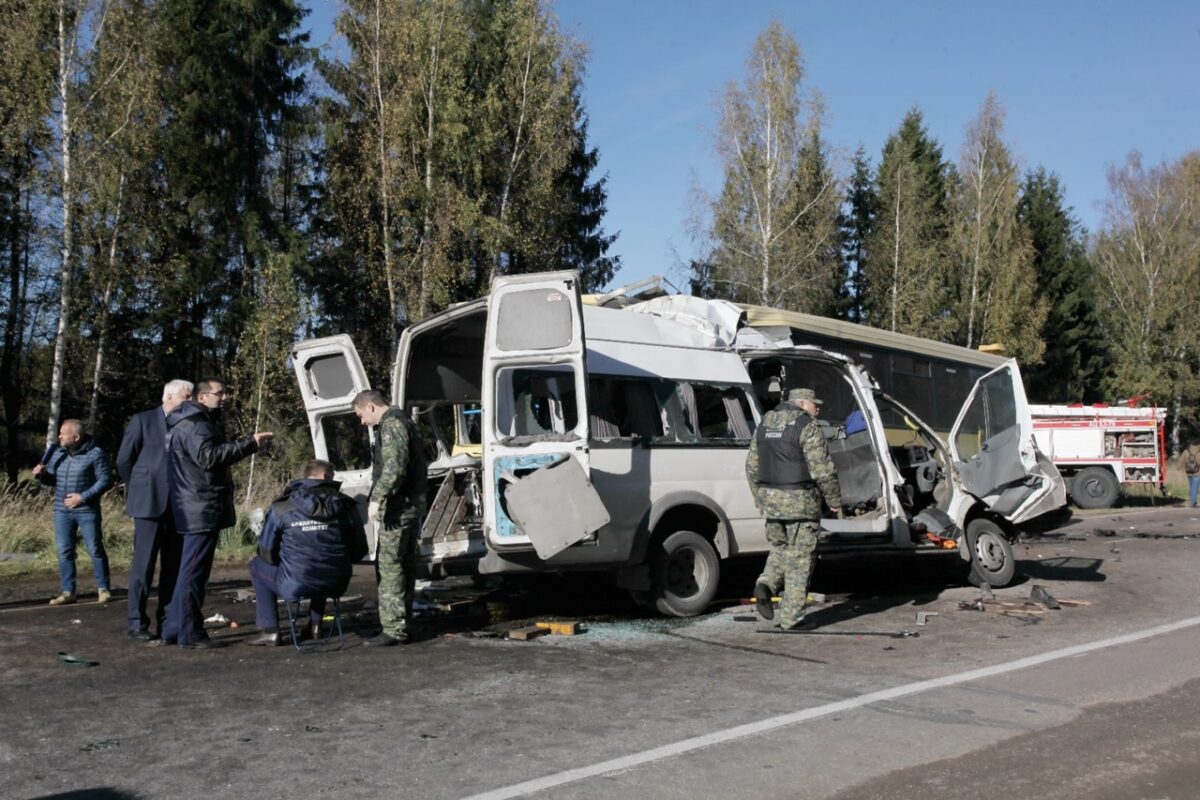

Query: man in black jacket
[160,378,272,649]
[116,379,192,641]
[245,459,368,646]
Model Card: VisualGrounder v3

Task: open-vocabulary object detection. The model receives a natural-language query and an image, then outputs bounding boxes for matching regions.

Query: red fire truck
[1029,403,1167,509]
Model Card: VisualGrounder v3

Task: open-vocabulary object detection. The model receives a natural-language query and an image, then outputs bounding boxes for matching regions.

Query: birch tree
[951,91,1046,362]
[78,0,161,430]
[699,22,838,311]
[1093,151,1200,451]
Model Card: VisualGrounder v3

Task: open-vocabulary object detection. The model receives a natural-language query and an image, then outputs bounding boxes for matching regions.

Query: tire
[649,530,720,617]
[966,518,1015,588]
[1071,467,1120,509]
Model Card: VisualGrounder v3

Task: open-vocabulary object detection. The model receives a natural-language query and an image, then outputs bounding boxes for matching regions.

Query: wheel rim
[1081,477,1106,498]
[664,545,709,600]
[974,530,1007,573]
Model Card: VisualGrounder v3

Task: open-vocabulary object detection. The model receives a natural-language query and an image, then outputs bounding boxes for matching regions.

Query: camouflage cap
[787,387,823,404]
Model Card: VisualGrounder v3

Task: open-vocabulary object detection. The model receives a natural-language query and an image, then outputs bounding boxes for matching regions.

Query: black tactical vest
[371,406,428,501]
[755,408,814,489]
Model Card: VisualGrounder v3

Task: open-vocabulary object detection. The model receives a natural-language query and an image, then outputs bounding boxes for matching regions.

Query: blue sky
[305,1,1198,291]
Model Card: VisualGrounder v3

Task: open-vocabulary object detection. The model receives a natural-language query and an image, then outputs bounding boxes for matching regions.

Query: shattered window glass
[495,367,579,439]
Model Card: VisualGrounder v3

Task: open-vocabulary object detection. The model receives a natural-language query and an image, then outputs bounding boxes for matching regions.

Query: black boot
[754,583,775,621]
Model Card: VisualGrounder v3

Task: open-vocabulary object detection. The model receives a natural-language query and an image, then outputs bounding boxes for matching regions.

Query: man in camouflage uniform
[353,389,427,647]
[746,387,842,630]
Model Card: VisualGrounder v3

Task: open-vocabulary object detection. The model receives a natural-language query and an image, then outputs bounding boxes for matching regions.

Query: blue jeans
[1189,475,1200,507]
[54,509,110,595]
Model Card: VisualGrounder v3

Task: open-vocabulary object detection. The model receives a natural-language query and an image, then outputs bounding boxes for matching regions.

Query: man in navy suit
[116,379,193,641]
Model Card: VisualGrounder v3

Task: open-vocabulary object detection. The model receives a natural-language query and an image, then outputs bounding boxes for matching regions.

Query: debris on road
[507,625,550,641]
[57,652,99,668]
[79,739,119,752]
[1030,585,1061,609]
[915,611,938,626]
[204,613,230,626]
[758,628,919,639]
[535,620,580,635]
[958,598,1045,616]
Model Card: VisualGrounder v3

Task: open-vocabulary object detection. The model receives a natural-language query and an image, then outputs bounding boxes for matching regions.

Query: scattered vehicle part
[915,611,939,625]
[57,652,99,668]
[507,625,550,641]
[1030,585,1061,609]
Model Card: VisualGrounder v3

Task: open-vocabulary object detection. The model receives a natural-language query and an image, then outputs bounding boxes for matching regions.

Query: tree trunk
[372,0,397,356]
[491,29,534,286]
[418,5,445,322]
[890,172,901,332]
[87,174,124,431]
[46,0,75,447]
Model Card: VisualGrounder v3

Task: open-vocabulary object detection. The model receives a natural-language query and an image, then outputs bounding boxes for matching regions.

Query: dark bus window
[685,385,753,441]
[320,412,372,472]
[589,376,665,439]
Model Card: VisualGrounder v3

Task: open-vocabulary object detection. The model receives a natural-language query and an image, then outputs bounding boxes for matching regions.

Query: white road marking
[462,614,1200,800]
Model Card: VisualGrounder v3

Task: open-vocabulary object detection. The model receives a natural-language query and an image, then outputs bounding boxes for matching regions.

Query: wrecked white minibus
[291,271,1066,616]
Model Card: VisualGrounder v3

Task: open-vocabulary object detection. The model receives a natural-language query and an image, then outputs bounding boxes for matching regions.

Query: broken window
[680,384,753,441]
[588,376,671,440]
[495,367,579,439]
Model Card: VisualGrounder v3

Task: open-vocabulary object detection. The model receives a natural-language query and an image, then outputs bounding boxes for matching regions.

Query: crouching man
[245,459,368,646]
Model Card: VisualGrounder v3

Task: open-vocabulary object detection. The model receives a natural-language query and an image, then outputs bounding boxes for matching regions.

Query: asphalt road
[3,505,1200,800]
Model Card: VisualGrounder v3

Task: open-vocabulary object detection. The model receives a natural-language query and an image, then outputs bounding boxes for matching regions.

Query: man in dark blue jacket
[116,379,193,640]
[245,459,368,646]
[32,420,114,606]
[160,378,272,649]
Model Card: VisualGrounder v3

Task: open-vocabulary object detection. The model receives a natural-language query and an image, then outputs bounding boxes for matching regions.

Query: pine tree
[154,0,310,376]
[1017,168,1107,402]
[0,0,55,479]
[838,145,876,322]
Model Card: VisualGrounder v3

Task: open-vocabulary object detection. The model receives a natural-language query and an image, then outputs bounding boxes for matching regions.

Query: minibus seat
[826,430,882,509]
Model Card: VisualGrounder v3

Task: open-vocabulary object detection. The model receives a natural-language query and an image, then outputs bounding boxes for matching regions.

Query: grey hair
[162,379,194,402]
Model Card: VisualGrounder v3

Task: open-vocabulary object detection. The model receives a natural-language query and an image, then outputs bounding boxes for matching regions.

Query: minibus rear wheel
[650,530,720,617]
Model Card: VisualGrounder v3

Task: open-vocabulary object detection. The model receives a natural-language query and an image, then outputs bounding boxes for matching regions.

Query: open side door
[481,271,609,559]
[290,335,377,556]
[949,360,1065,525]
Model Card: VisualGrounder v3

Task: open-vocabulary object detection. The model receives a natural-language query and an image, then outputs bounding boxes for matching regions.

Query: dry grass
[0,469,285,578]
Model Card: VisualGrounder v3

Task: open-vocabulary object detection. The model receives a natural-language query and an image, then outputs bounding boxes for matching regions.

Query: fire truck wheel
[1072,467,1120,509]
[966,518,1015,587]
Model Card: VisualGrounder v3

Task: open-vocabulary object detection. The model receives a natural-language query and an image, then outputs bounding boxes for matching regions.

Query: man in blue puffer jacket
[32,419,114,606]
[161,378,272,649]
[245,459,367,646]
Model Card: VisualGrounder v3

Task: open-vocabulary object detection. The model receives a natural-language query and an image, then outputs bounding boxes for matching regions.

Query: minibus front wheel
[650,530,720,617]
